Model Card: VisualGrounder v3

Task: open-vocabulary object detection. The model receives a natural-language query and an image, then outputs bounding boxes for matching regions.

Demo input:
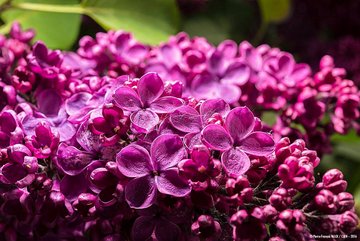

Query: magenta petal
[221,148,251,176]
[201,124,233,151]
[130,109,159,133]
[60,174,88,202]
[0,111,17,133]
[170,106,202,133]
[200,98,230,121]
[137,72,164,105]
[290,64,311,83]
[132,216,156,241]
[151,134,186,170]
[218,83,242,104]
[191,73,218,99]
[150,96,183,114]
[225,107,255,144]
[159,44,182,68]
[113,86,142,111]
[125,175,157,209]
[116,144,152,178]
[155,169,191,197]
[240,131,275,156]
[37,89,62,116]
[65,92,92,116]
[184,132,202,150]
[56,143,94,176]
[221,62,250,85]
[155,218,181,241]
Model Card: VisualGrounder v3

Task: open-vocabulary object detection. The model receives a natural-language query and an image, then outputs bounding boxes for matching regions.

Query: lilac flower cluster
[75,31,360,156]
[0,23,358,240]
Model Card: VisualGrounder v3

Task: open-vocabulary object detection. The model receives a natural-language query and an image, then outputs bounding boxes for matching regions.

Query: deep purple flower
[0,82,16,110]
[316,169,348,194]
[10,65,36,94]
[131,215,181,241]
[27,41,63,78]
[230,208,267,241]
[269,188,295,211]
[0,110,23,148]
[178,145,220,182]
[191,41,249,103]
[202,106,275,176]
[0,144,38,187]
[170,98,229,149]
[25,121,59,158]
[314,189,338,214]
[9,22,35,43]
[276,209,306,236]
[114,72,183,133]
[191,215,222,241]
[88,104,128,146]
[116,134,190,208]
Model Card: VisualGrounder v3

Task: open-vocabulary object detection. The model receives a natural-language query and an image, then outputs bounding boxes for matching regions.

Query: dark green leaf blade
[1,0,81,49]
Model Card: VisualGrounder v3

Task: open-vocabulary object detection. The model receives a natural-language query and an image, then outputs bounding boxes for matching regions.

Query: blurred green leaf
[261,111,277,126]
[258,0,290,24]
[331,130,360,143]
[0,0,7,6]
[82,0,180,45]
[1,0,81,49]
[182,17,229,44]
[354,184,360,212]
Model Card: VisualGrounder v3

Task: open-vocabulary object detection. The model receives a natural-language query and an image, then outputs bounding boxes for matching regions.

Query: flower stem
[11,2,86,14]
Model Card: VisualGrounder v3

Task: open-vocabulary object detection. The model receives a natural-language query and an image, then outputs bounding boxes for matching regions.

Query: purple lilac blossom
[0,22,357,240]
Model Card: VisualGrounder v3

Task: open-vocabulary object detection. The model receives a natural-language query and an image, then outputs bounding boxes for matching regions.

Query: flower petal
[138,72,164,105]
[200,98,230,121]
[159,43,182,68]
[239,131,275,156]
[150,96,183,114]
[65,92,92,116]
[184,132,202,150]
[116,144,152,178]
[132,216,156,241]
[221,148,251,176]
[170,106,202,133]
[155,218,181,241]
[130,109,159,133]
[60,174,88,202]
[56,143,94,176]
[221,62,250,85]
[151,134,186,170]
[36,89,62,116]
[201,124,233,151]
[155,169,191,197]
[225,107,255,145]
[191,73,219,100]
[125,175,157,209]
[113,86,142,111]
[218,83,242,104]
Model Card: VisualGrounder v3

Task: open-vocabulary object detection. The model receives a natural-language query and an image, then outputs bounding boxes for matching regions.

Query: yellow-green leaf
[258,0,291,24]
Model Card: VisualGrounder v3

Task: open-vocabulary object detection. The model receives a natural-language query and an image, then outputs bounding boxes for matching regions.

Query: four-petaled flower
[113,72,183,133]
[202,107,275,176]
[116,134,191,208]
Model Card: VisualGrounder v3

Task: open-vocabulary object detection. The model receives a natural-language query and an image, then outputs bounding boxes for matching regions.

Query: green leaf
[0,0,8,6]
[82,0,180,45]
[182,17,230,44]
[261,111,277,126]
[258,0,291,24]
[1,0,81,49]
[353,183,360,212]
